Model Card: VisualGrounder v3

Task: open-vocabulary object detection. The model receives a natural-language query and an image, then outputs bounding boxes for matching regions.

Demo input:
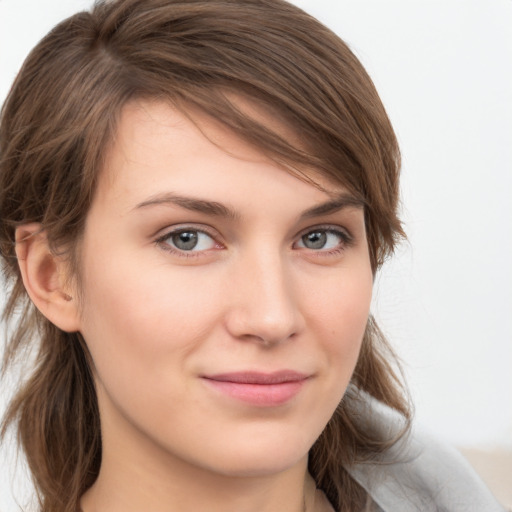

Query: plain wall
[1,0,511,509]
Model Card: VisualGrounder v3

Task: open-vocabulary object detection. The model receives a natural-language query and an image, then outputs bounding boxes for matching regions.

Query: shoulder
[343,397,506,512]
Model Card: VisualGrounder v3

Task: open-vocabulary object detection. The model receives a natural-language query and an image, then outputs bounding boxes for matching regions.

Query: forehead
[97,98,349,206]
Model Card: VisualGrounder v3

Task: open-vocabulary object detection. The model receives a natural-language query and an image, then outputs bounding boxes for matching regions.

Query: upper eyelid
[154,227,221,258]
[154,223,220,240]
[153,223,354,248]
[294,224,352,240]
[292,225,355,256]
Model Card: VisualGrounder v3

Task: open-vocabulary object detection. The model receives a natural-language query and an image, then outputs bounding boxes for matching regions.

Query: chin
[192,429,314,478]
[207,453,308,478]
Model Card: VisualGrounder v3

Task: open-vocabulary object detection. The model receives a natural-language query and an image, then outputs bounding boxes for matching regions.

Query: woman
[0,1,505,511]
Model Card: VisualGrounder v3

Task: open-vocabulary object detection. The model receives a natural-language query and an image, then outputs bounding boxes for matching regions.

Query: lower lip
[203,379,306,406]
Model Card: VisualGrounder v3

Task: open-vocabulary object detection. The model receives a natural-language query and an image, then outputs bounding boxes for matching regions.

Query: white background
[1,0,511,509]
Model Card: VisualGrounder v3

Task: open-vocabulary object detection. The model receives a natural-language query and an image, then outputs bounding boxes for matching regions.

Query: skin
[19,99,373,512]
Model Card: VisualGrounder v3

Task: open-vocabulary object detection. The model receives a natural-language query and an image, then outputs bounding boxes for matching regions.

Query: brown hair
[0,1,410,511]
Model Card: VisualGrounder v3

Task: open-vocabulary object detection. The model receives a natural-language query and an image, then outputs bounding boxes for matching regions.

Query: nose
[224,251,304,346]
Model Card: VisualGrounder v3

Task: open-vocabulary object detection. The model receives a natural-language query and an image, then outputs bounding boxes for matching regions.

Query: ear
[15,223,81,333]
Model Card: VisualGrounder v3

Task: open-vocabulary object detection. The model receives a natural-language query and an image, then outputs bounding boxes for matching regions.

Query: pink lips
[202,371,309,406]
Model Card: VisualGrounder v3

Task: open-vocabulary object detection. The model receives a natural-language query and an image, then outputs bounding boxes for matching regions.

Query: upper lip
[202,370,309,384]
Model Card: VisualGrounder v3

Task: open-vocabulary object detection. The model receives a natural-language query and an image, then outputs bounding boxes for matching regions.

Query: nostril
[225,310,302,346]
[224,260,305,344]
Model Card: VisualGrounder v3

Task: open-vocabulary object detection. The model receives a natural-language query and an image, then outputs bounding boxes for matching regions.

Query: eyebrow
[133,191,364,220]
[134,192,239,220]
[299,193,365,219]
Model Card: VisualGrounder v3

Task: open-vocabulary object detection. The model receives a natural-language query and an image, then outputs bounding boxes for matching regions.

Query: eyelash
[154,225,354,258]
[155,225,222,259]
[294,226,354,257]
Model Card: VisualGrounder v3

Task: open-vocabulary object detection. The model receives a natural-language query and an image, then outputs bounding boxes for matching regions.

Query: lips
[201,371,309,406]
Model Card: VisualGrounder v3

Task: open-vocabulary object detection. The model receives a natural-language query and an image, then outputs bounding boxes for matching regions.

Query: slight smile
[201,371,311,407]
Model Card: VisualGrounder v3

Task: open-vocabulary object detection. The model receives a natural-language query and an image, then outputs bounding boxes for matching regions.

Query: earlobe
[15,224,81,333]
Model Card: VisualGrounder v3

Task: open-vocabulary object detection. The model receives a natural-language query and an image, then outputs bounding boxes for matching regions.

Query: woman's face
[76,100,373,478]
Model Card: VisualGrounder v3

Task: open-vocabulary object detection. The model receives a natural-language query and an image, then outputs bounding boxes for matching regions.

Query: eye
[157,228,219,253]
[295,228,350,251]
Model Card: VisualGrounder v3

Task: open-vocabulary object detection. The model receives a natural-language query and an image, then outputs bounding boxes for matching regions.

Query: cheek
[288,266,372,446]
[306,265,372,337]
[76,257,226,436]
[303,263,373,380]
[77,252,222,383]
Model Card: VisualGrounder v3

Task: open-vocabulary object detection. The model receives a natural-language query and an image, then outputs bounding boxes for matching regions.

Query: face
[75,100,373,479]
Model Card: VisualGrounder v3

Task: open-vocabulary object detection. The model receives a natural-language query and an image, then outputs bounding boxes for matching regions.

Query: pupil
[173,231,198,250]
[303,231,326,249]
